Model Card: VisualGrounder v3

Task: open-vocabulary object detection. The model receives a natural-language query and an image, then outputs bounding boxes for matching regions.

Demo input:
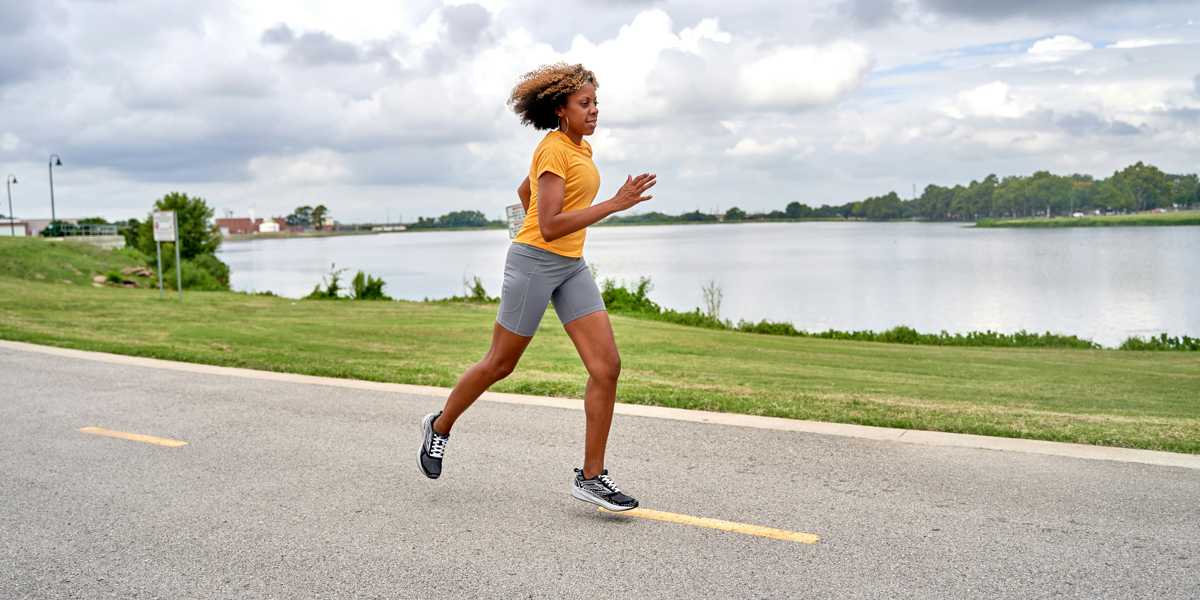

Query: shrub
[1119,333,1200,351]
[163,261,225,291]
[305,264,347,299]
[600,277,660,314]
[600,276,1107,349]
[190,253,230,288]
[701,279,723,320]
[464,275,492,302]
[431,275,498,303]
[736,319,800,336]
[351,271,391,300]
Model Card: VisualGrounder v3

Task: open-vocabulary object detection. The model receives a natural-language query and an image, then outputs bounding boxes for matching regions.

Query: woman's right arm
[517,177,531,212]
[537,172,656,243]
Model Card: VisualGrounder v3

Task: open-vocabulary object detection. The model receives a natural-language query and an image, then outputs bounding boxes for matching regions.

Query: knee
[481,357,517,382]
[588,355,621,384]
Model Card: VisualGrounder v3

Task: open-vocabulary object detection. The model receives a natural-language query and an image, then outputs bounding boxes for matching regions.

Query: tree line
[604,161,1199,224]
[409,210,504,229]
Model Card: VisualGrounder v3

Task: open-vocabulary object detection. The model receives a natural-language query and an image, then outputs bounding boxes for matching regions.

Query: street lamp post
[5,175,16,237]
[48,154,62,227]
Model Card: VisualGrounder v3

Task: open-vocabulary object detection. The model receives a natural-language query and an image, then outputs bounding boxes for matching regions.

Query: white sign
[153,211,176,242]
[505,203,526,239]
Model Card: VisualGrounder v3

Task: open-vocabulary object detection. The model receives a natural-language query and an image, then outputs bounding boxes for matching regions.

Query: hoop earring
[560,115,570,133]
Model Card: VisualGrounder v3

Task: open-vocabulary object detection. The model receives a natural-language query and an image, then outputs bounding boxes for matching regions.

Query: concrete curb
[4,339,1197,471]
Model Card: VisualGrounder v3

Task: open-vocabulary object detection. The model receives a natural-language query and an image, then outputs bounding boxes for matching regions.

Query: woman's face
[557,83,598,137]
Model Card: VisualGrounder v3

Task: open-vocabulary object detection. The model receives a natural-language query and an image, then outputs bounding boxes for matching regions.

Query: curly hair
[508,63,598,130]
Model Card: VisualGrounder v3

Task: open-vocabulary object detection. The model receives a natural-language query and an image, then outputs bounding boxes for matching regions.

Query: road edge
[4,339,1197,471]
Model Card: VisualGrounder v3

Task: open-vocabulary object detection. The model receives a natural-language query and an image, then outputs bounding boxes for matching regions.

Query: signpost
[153,211,182,301]
[505,203,526,239]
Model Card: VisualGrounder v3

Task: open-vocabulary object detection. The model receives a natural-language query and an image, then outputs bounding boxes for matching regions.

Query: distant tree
[1093,180,1134,213]
[785,201,813,219]
[1067,178,1096,214]
[1112,162,1170,211]
[1168,174,1198,208]
[863,191,903,220]
[1024,171,1073,217]
[135,192,221,260]
[849,201,865,219]
[916,184,953,220]
[408,210,494,229]
[958,175,998,219]
[77,216,109,225]
[311,204,329,230]
[724,206,746,221]
[439,210,489,227]
[121,218,142,249]
[680,210,718,222]
[993,177,1026,218]
[287,205,313,227]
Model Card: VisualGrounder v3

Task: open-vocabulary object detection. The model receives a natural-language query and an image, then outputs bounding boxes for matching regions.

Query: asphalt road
[2,345,1198,599]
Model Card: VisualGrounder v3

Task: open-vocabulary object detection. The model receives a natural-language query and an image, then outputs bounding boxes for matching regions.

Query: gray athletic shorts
[496,242,606,337]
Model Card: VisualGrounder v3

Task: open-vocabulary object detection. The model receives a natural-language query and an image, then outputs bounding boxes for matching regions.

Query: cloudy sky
[1,0,1198,223]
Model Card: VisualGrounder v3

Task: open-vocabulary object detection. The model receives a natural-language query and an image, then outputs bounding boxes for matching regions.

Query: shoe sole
[571,485,637,512]
[418,413,439,479]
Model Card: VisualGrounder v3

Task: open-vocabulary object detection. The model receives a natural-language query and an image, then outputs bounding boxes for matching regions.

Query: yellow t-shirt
[514,130,601,258]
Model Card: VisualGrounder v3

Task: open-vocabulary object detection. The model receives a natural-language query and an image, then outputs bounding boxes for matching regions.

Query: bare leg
[433,322,533,435]
[562,310,621,479]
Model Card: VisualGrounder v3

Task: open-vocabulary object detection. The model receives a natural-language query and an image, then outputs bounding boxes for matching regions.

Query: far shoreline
[222,209,1199,242]
[975,210,1199,228]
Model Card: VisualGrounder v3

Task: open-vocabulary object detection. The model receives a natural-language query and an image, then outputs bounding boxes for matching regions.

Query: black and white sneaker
[571,468,638,512]
[418,411,449,479]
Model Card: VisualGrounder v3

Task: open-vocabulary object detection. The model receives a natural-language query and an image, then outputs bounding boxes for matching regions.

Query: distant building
[0,219,30,237]
[24,218,80,237]
[217,217,292,236]
[216,218,256,235]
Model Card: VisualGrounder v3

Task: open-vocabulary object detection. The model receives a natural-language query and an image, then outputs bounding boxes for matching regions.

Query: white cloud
[561,10,733,123]
[247,149,352,185]
[739,41,872,108]
[679,18,732,52]
[1108,38,1182,49]
[1026,34,1093,62]
[725,136,805,157]
[941,81,1031,119]
[586,129,630,162]
[236,1,430,42]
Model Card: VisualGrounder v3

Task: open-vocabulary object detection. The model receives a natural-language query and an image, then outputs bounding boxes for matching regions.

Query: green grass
[2,237,1198,454]
[976,210,1200,228]
[0,237,149,285]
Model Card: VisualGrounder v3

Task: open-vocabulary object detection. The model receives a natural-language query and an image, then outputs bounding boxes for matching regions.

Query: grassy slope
[2,237,1197,453]
[0,238,147,285]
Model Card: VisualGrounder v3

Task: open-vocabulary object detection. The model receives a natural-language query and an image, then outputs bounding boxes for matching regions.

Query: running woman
[418,63,656,512]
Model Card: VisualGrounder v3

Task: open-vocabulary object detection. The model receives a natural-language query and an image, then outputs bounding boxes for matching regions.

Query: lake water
[217,222,1199,347]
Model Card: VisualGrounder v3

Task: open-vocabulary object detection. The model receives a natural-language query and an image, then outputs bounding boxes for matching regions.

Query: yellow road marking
[603,507,820,544]
[79,427,188,448]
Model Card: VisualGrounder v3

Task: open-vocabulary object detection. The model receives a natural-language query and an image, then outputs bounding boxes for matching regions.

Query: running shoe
[571,468,639,511]
[418,411,449,479]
